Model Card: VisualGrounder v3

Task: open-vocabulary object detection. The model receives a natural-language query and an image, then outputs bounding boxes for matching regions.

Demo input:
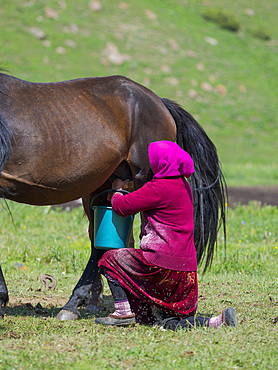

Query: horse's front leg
[0,265,9,319]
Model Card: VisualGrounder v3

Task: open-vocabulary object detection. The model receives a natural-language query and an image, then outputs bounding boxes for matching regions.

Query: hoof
[56,309,80,321]
[85,305,102,314]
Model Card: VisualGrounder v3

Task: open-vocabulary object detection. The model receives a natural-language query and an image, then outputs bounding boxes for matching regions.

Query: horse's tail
[0,113,12,192]
[161,98,227,272]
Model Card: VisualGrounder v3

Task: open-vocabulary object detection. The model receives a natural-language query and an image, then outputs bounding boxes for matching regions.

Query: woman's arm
[111,181,159,217]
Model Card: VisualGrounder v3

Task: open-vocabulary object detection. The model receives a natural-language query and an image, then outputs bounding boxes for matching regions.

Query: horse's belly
[0,170,109,206]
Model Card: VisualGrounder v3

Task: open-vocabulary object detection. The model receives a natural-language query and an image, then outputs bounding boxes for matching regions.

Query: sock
[112,299,133,317]
[208,313,223,328]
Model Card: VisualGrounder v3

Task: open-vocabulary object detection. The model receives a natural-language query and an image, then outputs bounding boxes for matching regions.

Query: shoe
[95,313,135,326]
[223,307,238,327]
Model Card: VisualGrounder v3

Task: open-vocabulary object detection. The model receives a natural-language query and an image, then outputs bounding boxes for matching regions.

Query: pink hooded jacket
[111,141,197,272]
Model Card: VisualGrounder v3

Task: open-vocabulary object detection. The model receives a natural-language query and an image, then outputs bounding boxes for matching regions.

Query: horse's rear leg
[56,247,106,320]
[56,165,136,321]
[84,164,135,311]
[56,182,111,321]
[86,273,104,313]
[86,176,135,311]
[0,266,9,319]
[86,213,134,313]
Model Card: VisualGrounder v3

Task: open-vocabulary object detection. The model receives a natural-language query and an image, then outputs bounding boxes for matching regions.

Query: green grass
[0,0,278,185]
[0,0,278,370]
[0,202,277,369]
[1,1,278,367]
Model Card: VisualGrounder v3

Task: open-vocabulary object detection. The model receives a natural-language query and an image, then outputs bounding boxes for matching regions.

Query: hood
[148,141,194,179]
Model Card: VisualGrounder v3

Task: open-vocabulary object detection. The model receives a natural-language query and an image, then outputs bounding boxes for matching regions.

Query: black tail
[161,98,227,272]
[0,112,12,195]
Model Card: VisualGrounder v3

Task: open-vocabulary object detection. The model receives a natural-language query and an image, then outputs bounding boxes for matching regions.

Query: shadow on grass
[3,294,114,320]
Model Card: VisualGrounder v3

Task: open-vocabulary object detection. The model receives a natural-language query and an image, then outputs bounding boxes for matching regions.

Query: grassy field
[0,1,278,369]
[0,201,277,369]
[0,0,277,185]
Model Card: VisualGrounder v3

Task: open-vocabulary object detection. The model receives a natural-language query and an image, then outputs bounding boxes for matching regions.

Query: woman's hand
[107,178,129,201]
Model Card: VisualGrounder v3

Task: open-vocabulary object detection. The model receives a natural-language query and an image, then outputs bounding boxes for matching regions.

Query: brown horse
[0,72,226,320]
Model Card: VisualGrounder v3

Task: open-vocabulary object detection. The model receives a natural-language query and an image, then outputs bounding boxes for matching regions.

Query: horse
[0,72,226,320]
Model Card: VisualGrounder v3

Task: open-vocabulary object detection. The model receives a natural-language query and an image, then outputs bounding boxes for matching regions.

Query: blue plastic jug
[91,190,134,250]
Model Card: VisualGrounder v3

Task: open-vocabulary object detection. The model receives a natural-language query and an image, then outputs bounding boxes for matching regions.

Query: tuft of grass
[250,26,271,41]
[202,8,240,32]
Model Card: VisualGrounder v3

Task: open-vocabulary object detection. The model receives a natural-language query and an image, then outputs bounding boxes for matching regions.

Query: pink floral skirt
[98,248,198,325]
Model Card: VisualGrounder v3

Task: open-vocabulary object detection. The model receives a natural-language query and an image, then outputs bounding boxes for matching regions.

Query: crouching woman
[96,141,237,330]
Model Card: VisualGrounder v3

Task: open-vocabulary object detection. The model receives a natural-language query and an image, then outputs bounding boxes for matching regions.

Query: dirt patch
[8,295,68,309]
[228,186,278,208]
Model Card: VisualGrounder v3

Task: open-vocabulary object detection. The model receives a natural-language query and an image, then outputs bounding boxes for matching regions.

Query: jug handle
[91,189,130,208]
